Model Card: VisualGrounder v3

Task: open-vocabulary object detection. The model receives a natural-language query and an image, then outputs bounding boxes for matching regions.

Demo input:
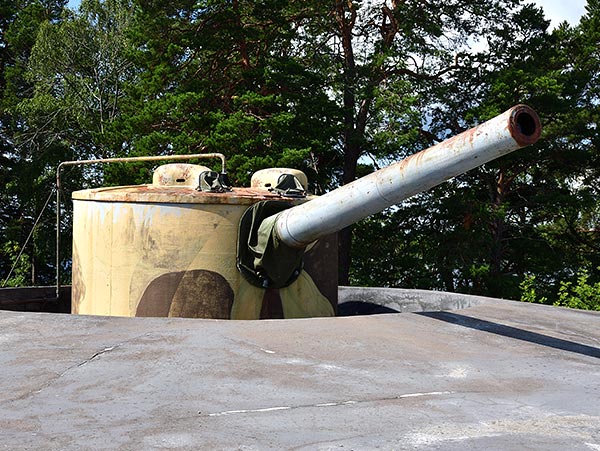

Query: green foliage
[1,0,68,286]
[352,1,599,299]
[554,269,600,311]
[22,0,135,161]
[1,241,31,288]
[519,269,600,311]
[0,0,598,296]
[118,0,339,188]
[519,275,548,304]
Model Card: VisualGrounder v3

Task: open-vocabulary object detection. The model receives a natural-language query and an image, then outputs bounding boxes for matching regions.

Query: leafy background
[1,0,598,310]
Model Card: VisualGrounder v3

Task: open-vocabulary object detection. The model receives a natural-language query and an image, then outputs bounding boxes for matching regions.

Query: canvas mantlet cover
[233,200,334,319]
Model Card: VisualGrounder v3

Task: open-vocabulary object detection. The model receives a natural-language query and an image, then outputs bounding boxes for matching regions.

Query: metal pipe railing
[55,153,227,299]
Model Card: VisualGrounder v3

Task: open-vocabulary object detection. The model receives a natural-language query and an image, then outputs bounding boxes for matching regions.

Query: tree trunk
[335,1,359,285]
[31,254,36,286]
[488,169,508,297]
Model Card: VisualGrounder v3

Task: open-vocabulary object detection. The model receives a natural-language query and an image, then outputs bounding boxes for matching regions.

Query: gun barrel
[275,104,541,248]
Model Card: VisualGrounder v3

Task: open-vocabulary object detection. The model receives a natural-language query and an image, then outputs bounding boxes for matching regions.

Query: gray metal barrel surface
[274,104,541,248]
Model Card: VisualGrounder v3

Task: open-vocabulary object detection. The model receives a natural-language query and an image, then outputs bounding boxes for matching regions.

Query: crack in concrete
[201,391,454,417]
[4,332,153,404]
[73,345,118,369]
[58,332,153,376]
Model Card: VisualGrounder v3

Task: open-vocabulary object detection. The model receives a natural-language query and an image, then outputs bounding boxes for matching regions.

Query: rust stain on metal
[508,104,542,147]
[464,126,476,148]
[274,104,542,248]
[153,163,210,187]
[396,129,473,175]
[73,186,303,206]
[394,105,540,177]
[251,168,308,191]
[396,151,419,172]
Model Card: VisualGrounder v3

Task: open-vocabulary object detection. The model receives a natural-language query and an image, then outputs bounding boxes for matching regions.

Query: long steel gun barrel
[274,104,541,248]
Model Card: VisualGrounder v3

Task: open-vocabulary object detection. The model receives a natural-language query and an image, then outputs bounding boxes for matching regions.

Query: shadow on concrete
[418,311,600,359]
[337,301,400,316]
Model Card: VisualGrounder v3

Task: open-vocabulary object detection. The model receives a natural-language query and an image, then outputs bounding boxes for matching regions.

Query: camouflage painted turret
[67,105,541,319]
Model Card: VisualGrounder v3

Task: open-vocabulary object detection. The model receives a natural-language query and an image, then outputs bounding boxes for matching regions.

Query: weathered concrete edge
[0,285,575,317]
[338,286,512,313]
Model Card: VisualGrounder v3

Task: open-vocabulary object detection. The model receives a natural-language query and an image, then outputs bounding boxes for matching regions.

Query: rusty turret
[65,105,541,319]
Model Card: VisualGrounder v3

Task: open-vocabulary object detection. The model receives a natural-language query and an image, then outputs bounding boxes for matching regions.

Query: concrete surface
[1,288,599,450]
[337,286,504,313]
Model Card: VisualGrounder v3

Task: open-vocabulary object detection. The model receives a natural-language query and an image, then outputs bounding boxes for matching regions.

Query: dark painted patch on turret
[136,269,233,319]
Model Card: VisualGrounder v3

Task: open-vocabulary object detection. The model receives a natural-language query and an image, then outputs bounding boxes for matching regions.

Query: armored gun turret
[67,105,541,319]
